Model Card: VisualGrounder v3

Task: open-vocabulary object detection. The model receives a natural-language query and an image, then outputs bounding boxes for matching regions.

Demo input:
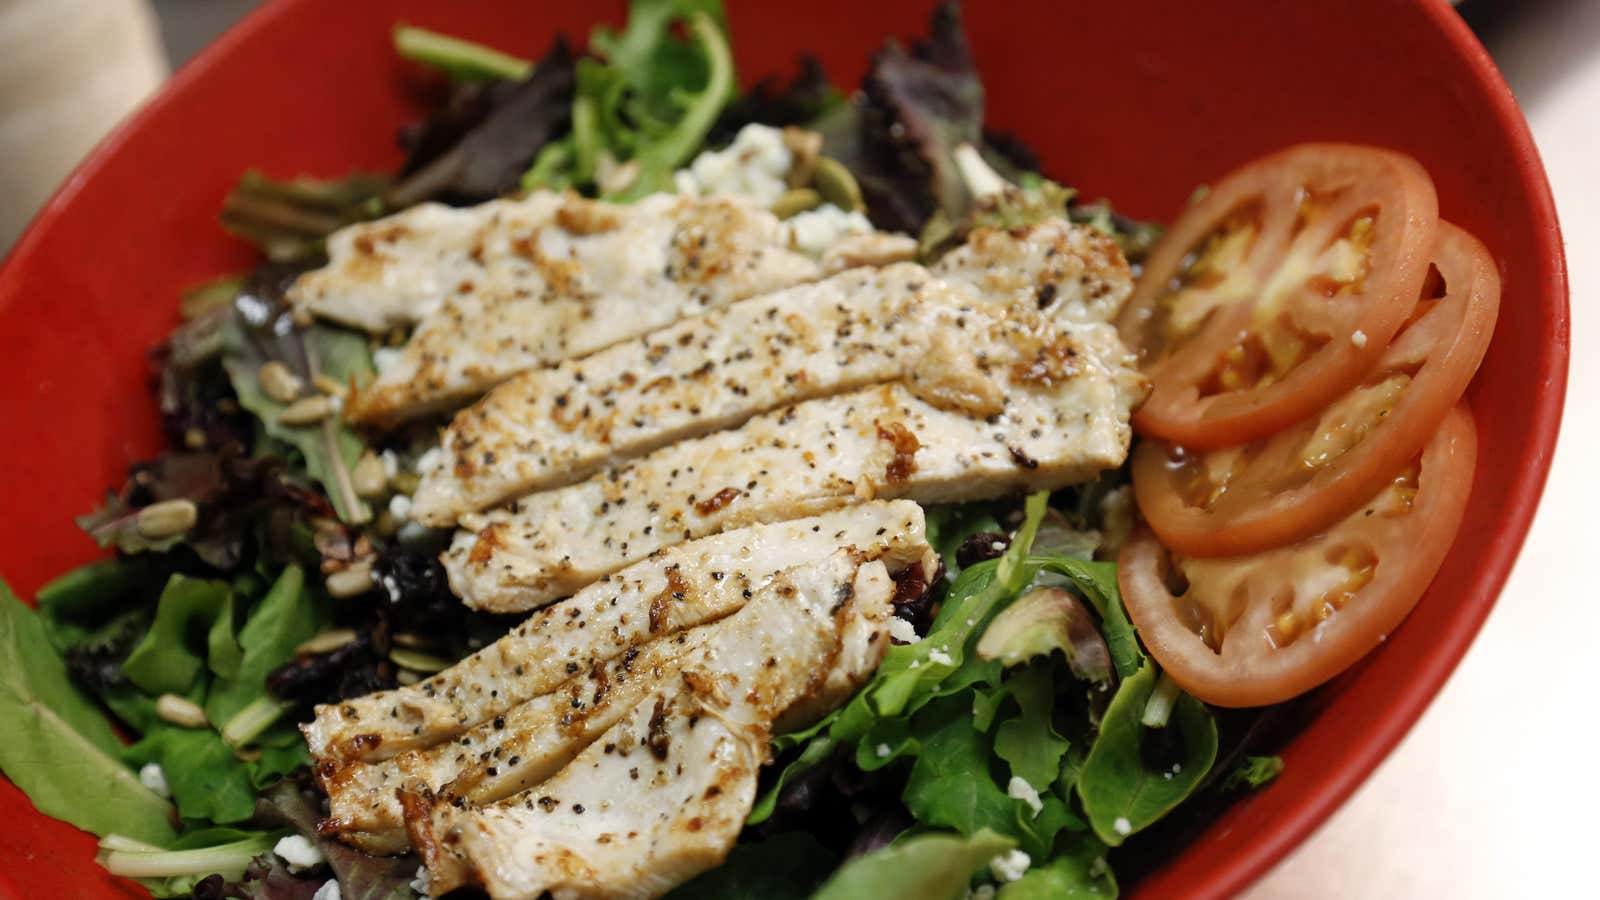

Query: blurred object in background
[0,0,167,252]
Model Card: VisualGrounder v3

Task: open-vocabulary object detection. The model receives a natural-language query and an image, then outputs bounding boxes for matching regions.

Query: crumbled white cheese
[990,849,1031,883]
[327,393,344,413]
[410,866,431,897]
[416,446,446,476]
[274,834,325,873]
[312,880,341,900]
[389,493,413,521]
[138,763,169,798]
[1351,329,1369,348]
[1007,776,1043,818]
[1113,816,1133,836]
[927,647,954,666]
[876,743,892,759]
[373,347,405,378]
[782,204,874,257]
[886,616,921,644]
[678,124,792,206]
[380,449,400,479]
[967,886,997,900]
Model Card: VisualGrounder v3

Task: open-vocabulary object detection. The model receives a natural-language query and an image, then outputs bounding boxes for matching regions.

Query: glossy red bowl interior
[0,0,1566,897]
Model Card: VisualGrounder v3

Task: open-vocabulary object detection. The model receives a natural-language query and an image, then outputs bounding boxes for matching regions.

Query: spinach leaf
[1075,665,1217,845]
[666,833,835,899]
[121,575,232,696]
[996,837,1117,900]
[811,828,1015,900]
[123,726,259,825]
[0,580,177,845]
[205,565,324,744]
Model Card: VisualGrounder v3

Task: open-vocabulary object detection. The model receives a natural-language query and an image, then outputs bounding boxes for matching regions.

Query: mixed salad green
[0,2,1286,898]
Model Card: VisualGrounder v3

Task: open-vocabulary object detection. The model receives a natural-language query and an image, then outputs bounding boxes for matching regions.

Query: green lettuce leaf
[811,828,1015,900]
[204,564,325,745]
[0,579,177,845]
[120,575,233,696]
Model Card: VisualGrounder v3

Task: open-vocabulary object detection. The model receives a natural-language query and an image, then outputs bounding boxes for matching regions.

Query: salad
[0,2,1498,899]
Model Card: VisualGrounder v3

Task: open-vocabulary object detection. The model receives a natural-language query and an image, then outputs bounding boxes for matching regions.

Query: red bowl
[0,0,1566,897]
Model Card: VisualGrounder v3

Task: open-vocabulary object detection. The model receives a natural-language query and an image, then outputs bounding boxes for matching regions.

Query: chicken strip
[288,192,825,426]
[321,552,894,855]
[412,263,1018,525]
[304,501,928,762]
[405,551,895,899]
[930,217,1135,325]
[446,322,1143,612]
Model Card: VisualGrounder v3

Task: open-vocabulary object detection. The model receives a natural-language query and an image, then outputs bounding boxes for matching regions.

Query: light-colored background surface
[0,1,1591,894]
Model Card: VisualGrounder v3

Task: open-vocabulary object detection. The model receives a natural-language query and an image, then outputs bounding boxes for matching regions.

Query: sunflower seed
[277,395,333,426]
[135,499,198,540]
[258,361,304,404]
[396,669,422,686]
[313,374,348,397]
[156,693,209,728]
[389,648,451,674]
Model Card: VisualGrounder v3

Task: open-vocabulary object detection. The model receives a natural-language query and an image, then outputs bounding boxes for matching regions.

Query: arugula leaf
[1224,755,1285,791]
[665,833,835,899]
[394,25,534,82]
[0,580,177,845]
[121,575,232,696]
[811,828,1015,900]
[991,664,1068,791]
[1075,665,1217,845]
[205,564,325,744]
[223,267,374,524]
[123,726,259,825]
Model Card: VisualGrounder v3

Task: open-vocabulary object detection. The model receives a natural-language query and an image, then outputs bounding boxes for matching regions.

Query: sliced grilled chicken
[445,320,1142,612]
[412,262,1024,526]
[304,501,927,762]
[321,555,895,855]
[406,552,895,899]
[288,191,825,426]
[931,218,1134,325]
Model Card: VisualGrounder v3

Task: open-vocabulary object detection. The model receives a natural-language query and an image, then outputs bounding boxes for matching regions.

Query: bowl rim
[0,0,1570,897]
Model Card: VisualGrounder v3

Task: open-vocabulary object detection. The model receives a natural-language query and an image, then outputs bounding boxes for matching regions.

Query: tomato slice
[1118,144,1438,449]
[1118,405,1476,707]
[1132,221,1498,557]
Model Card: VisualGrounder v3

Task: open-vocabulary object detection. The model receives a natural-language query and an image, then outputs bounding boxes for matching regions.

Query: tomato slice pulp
[1118,405,1477,707]
[1132,221,1499,557]
[1118,144,1438,449]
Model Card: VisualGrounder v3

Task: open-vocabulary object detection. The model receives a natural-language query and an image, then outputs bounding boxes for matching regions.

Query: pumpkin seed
[295,628,359,656]
[771,188,822,220]
[352,451,389,498]
[277,395,334,426]
[389,648,451,674]
[155,693,209,728]
[136,499,198,540]
[326,561,374,598]
[258,361,304,404]
[812,157,865,212]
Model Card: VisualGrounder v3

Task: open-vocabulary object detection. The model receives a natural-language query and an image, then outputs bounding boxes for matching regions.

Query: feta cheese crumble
[990,849,1032,883]
[274,834,325,873]
[1007,776,1043,818]
[1351,329,1369,348]
[782,204,874,257]
[137,762,169,798]
[886,616,921,644]
[1113,816,1133,836]
[927,647,954,666]
[876,743,892,759]
[967,886,997,900]
[312,880,341,900]
[677,124,792,206]
[389,493,413,520]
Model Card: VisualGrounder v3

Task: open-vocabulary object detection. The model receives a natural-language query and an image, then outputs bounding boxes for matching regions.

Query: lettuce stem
[97,834,280,879]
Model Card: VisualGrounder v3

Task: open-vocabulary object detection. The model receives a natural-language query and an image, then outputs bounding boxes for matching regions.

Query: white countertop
[1246,3,1597,896]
